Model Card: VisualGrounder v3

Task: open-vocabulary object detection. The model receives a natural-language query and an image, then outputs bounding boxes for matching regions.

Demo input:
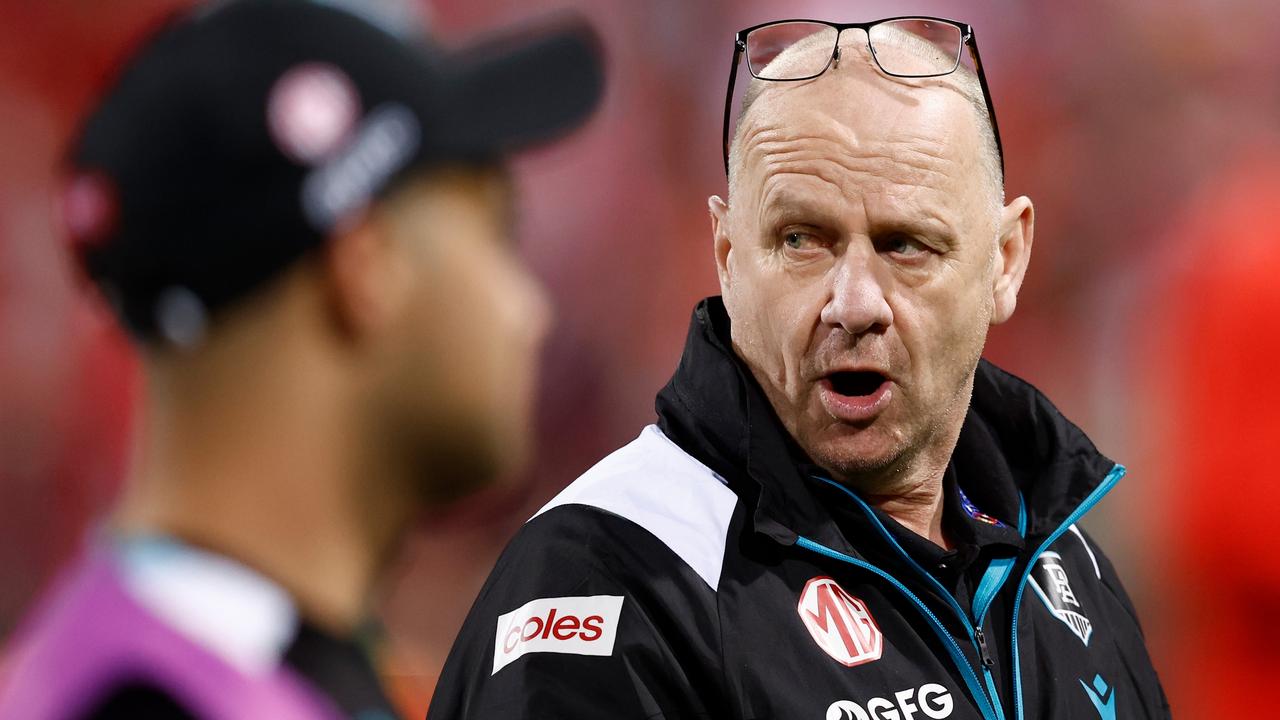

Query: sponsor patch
[1030,551,1093,645]
[826,683,954,720]
[492,595,624,675]
[957,487,1004,526]
[798,577,883,667]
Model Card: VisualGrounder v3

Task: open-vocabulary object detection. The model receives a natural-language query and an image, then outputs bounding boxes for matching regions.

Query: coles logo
[491,595,624,675]
[798,577,883,667]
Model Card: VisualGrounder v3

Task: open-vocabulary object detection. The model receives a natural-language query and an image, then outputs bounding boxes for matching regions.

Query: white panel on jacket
[533,424,738,591]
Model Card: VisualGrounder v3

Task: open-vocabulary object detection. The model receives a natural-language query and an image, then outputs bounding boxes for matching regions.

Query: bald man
[428,18,1169,720]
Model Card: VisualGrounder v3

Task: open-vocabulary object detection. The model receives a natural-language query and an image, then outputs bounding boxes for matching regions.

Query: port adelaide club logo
[1029,551,1093,645]
[798,577,884,667]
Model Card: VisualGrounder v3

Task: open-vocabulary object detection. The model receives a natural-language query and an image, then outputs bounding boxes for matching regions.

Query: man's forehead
[739,72,982,197]
[735,31,988,191]
[758,172,962,241]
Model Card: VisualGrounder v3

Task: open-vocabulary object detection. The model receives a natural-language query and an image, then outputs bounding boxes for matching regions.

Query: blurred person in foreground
[429,17,1168,720]
[0,0,601,718]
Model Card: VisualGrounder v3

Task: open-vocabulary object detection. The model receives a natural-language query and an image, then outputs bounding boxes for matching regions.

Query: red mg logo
[798,576,883,667]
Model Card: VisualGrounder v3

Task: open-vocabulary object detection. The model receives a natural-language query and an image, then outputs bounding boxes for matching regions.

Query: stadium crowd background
[2,0,1278,717]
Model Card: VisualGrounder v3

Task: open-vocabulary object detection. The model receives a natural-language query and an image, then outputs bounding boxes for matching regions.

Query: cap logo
[267,62,361,165]
[301,104,420,230]
[62,171,118,250]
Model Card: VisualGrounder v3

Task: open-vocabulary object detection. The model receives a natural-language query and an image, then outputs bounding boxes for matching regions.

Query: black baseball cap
[63,0,603,344]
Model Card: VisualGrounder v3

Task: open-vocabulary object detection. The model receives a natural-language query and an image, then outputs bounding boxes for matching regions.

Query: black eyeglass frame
[721,16,1004,181]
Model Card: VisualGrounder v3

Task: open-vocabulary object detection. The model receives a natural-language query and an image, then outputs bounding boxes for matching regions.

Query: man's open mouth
[826,370,888,397]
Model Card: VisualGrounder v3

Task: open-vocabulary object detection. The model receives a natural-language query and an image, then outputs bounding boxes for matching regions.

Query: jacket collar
[655,297,1118,554]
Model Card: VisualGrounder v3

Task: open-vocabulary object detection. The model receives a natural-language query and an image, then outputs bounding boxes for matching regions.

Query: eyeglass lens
[745,19,963,81]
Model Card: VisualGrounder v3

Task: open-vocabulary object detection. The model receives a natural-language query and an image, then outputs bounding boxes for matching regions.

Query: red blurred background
[2,1,1278,717]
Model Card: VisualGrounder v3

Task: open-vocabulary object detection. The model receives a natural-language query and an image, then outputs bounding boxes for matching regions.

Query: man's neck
[114,359,413,636]
[859,473,951,549]
[837,376,976,551]
[828,420,966,551]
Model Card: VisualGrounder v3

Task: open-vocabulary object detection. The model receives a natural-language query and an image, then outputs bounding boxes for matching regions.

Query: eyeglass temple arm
[964,29,1006,178]
[722,38,745,177]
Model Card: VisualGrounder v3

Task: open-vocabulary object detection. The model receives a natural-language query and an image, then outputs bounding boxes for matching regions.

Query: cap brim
[427,18,605,161]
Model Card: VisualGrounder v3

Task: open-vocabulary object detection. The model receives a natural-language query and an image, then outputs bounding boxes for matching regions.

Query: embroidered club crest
[1029,551,1093,645]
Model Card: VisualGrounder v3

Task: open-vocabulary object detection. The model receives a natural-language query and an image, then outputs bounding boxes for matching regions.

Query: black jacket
[428,298,1169,720]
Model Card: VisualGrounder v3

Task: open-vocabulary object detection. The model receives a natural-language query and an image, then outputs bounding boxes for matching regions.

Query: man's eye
[881,233,929,257]
[783,231,820,249]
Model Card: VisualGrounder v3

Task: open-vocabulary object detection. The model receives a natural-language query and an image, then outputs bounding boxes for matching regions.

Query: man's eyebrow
[866,210,962,249]
[758,185,848,227]
[870,212,955,236]
[760,185,961,242]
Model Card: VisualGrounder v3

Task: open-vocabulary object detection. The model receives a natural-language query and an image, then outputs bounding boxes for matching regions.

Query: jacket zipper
[795,537,1003,720]
[974,627,994,668]
[1009,463,1125,720]
[804,476,1025,720]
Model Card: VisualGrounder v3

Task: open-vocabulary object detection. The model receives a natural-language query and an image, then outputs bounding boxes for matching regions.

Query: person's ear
[709,195,734,291]
[990,195,1035,325]
[321,211,412,343]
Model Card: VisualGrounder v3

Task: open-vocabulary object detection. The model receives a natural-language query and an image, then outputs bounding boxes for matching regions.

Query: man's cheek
[782,332,813,396]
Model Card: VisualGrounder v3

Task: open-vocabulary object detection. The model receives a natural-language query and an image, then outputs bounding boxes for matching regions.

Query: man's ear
[990,195,1035,325]
[322,211,410,343]
[709,195,733,291]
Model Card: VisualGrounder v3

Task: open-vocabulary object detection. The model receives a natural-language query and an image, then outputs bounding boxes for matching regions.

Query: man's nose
[819,246,893,336]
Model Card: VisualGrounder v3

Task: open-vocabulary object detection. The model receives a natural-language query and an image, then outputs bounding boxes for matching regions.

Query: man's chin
[408,420,530,507]
[413,451,508,508]
[803,424,906,480]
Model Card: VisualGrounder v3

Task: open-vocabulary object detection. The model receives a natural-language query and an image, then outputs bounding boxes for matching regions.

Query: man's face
[713,46,1021,486]
[374,167,550,504]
